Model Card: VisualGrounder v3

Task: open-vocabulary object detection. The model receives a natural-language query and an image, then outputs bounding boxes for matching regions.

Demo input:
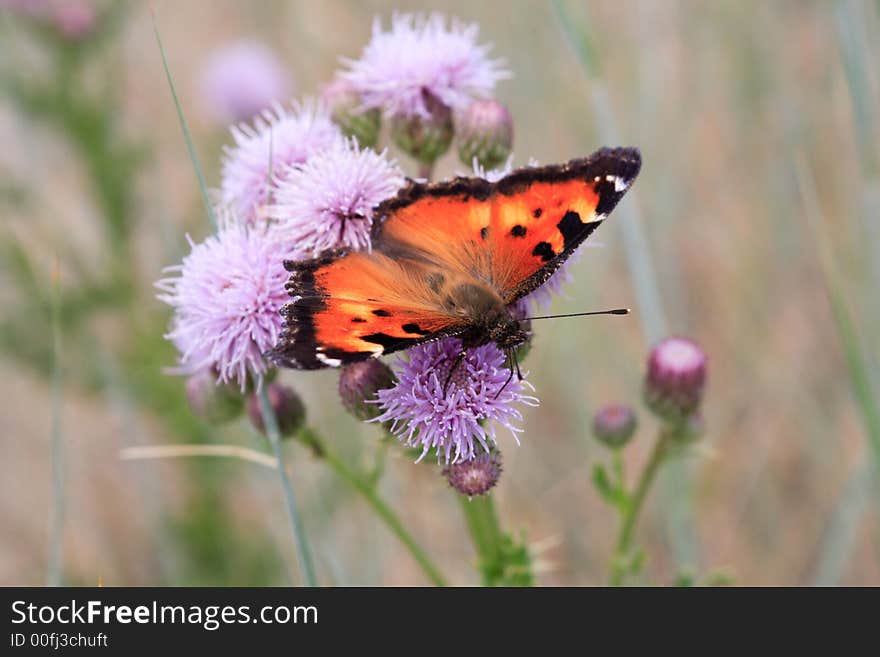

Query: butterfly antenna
[525,308,630,321]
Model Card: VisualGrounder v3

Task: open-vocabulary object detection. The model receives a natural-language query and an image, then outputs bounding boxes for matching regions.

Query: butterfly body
[269,147,641,370]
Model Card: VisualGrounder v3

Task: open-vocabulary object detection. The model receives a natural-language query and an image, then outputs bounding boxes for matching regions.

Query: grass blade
[47,258,65,586]
[795,157,880,461]
[258,385,318,586]
[150,8,217,230]
[152,10,316,584]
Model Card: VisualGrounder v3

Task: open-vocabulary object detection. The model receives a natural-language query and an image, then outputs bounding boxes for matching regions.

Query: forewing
[488,147,641,302]
[369,147,641,303]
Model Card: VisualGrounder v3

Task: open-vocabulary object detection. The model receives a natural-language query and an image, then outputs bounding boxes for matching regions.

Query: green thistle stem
[609,427,672,586]
[458,494,531,586]
[458,494,503,568]
[297,427,447,587]
[47,261,64,586]
[258,386,317,586]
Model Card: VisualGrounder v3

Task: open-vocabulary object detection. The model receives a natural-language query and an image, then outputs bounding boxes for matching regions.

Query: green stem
[258,387,317,586]
[457,494,510,586]
[297,427,447,587]
[610,428,671,586]
[418,162,434,181]
[47,261,64,586]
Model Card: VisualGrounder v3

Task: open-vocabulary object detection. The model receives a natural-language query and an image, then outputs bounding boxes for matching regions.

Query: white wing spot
[605,174,628,192]
[316,353,342,367]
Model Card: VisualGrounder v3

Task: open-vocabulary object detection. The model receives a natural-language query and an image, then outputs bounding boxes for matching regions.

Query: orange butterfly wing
[373,147,641,302]
[269,147,641,370]
[270,251,468,369]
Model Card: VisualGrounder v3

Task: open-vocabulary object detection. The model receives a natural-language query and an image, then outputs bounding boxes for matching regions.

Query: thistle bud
[247,382,306,438]
[185,370,245,424]
[444,452,502,498]
[338,360,396,421]
[456,98,513,171]
[54,2,98,42]
[321,77,381,149]
[391,90,453,168]
[592,403,637,449]
[644,337,707,422]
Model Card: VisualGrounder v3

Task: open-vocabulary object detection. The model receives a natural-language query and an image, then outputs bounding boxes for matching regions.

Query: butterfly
[268,146,641,370]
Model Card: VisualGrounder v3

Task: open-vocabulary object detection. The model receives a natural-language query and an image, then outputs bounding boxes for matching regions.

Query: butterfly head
[488,317,530,351]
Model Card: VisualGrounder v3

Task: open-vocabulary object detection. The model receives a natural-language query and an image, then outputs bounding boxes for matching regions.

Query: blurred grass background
[1,0,879,585]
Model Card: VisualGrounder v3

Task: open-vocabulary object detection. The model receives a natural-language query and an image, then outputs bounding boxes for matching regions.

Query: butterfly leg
[494,349,518,399]
[512,349,523,381]
[442,350,467,396]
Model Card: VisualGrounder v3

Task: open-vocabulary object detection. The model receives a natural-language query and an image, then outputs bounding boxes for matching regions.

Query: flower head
[341,13,508,119]
[374,337,538,463]
[644,337,708,421]
[321,75,382,148]
[247,381,306,438]
[444,451,502,497]
[220,101,341,225]
[456,98,513,170]
[4,0,97,40]
[185,369,245,424]
[592,403,637,449]
[270,137,404,257]
[156,224,290,390]
[390,90,454,166]
[201,41,290,125]
[338,360,397,421]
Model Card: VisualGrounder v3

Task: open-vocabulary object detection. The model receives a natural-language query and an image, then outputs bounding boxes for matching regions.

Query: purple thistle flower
[220,101,341,225]
[270,137,404,257]
[201,41,291,125]
[340,13,509,119]
[373,337,538,464]
[156,224,290,390]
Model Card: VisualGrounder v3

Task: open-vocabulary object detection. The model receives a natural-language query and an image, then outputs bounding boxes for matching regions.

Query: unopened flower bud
[247,382,306,438]
[339,360,396,421]
[444,451,502,497]
[644,337,707,422]
[185,370,245,424]
[53,2,97,42]
[391,90,453,167]
[592,403,637,449]
[456,98,513,171]
[322,77,381,148]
